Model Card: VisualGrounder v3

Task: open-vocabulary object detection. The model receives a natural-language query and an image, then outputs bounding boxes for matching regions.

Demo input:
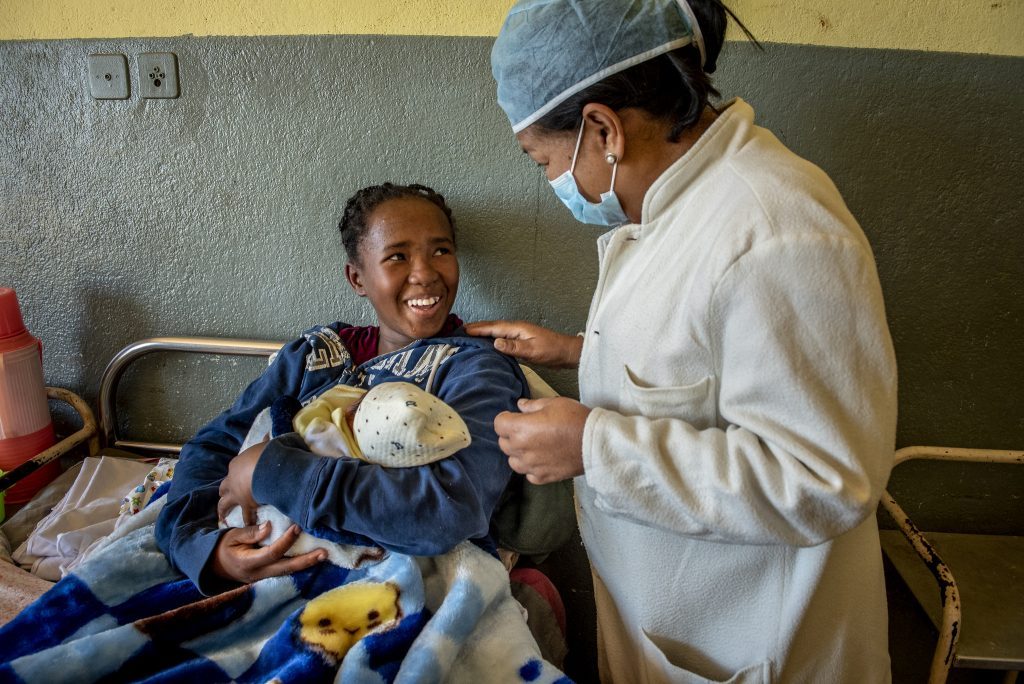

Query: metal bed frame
[97,337,284,454]
[880,446,1024,684]
[2,337,283,493]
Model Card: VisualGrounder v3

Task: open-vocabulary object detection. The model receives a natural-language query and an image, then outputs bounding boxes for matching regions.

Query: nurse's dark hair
[533,0,760,143]
[338,183,456,263]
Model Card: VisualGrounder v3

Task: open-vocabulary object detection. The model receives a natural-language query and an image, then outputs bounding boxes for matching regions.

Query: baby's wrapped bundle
[296,382,471,466]
[221,381,472,559]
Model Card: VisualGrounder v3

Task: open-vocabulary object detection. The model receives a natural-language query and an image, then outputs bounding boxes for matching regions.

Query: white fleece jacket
[576,99,897,684]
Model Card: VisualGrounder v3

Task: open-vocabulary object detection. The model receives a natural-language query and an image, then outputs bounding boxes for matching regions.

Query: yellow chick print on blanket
[298,581,401,660]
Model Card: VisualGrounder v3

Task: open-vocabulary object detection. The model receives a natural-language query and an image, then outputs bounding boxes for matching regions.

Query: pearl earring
[605,153,617,165]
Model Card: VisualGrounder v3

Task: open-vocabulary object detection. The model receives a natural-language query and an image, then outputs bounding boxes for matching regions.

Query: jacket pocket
[640,629,772,684]
[622,365,717,427]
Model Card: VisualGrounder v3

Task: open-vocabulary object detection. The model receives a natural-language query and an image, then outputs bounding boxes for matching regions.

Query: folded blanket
[0,497,570,683]
[11,456,155,581]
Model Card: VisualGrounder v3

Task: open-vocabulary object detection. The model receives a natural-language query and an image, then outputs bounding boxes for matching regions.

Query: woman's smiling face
[345,196,459,356]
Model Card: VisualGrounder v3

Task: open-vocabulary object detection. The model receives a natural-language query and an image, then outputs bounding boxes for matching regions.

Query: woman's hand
[465,320,583,369]
[217,440,266,526]
[494,397,591,484]
[210,522,327,583]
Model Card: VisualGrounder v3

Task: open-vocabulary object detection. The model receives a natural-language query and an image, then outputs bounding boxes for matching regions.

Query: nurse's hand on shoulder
[466,320,583,369]
[495,396,590,484]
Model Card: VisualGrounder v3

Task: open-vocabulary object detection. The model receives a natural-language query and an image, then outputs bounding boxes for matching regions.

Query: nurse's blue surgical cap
[492,0,707,133]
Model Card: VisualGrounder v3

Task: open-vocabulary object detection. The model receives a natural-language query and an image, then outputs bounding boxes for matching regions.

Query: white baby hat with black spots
[353,382,472,467]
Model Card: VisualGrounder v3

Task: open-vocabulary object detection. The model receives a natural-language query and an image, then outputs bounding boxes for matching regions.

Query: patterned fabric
[118,458,177,517]
[0,498,571,683]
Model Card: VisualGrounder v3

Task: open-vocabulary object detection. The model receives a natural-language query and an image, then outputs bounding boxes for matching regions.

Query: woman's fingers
[226,521,271,546]
[216,494,257,526]
[464,320,529,339]
[229,523,327,581]
[466,320,582,368]
[262,524,302,557]
[242,504,258,527]
[247,549,328,581]
[469,320,541,361]
[493,336,535,360]
[216,496,231,523]
[246,524,326,578]
[494,398,589,482]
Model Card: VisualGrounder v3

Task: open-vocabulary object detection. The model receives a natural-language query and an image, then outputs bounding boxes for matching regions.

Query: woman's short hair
[338,183,455,263]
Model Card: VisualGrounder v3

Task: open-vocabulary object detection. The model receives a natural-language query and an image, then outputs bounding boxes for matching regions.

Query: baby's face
[343,394,363,434]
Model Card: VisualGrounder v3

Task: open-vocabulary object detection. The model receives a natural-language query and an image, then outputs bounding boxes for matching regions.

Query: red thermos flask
[0,288,58,505]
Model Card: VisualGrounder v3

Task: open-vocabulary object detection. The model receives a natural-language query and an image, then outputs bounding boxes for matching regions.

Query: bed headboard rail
[97,337,284,454]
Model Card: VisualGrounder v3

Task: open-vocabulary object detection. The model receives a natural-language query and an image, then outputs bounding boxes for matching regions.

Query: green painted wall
[1,32,1021,682]
[1,35,593,432]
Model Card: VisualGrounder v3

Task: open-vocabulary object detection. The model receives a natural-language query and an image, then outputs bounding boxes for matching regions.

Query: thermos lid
[0,288,28,339]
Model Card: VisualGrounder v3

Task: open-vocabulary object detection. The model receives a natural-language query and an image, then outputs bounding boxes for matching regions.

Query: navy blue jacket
[154,323,527,594]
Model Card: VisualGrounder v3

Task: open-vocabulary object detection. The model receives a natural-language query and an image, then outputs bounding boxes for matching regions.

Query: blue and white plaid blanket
[0,498,570,683]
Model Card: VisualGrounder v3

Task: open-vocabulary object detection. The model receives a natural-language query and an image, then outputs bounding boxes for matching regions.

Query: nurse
[468,0,898,682]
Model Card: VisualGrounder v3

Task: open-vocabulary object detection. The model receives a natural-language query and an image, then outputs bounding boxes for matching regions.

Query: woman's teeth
[407,296,440,308]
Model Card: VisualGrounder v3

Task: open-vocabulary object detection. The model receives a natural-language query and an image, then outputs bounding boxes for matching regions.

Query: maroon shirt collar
[337,314,464,366]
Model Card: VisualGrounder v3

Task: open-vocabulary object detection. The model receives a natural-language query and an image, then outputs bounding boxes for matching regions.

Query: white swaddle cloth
[222,381,471,566]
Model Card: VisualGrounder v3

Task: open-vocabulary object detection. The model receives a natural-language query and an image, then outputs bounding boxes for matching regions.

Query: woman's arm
[583,236,898,546]
[251,346,527,556]
[154,333,326,593]
[465,320,583,369]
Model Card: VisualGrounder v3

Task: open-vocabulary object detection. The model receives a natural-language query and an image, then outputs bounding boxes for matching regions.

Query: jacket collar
[641,98,754,225]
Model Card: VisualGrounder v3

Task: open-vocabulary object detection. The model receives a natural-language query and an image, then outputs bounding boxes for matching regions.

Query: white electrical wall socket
[87,54,129,100]
[138,52,179,99]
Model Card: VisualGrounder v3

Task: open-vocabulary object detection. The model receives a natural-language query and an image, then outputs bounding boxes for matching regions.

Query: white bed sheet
[11,456,153,580]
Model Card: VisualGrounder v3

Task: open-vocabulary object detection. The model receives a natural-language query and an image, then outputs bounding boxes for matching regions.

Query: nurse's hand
[495,397,590,484]
[465,320,583,369]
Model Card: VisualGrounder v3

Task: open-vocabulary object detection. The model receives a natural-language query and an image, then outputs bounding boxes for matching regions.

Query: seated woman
[0,183,567,684]
[155,182,529,594]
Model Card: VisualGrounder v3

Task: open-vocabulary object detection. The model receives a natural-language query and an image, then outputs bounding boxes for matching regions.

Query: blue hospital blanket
[0,499,571,683]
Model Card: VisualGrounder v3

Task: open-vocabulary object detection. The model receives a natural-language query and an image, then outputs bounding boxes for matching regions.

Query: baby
[222,381,472,564]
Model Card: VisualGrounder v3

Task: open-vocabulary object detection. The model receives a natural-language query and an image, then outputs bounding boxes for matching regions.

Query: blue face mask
[549,120,629,227]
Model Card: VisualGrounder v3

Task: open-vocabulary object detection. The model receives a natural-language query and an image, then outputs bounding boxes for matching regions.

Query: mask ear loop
[569,119,586,174]
[676,0,707,69]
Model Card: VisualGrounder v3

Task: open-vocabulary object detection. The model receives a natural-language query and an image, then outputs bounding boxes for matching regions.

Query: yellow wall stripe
[1,0,1021,57]
[728,1,1023,58]
[0,1,516,41]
